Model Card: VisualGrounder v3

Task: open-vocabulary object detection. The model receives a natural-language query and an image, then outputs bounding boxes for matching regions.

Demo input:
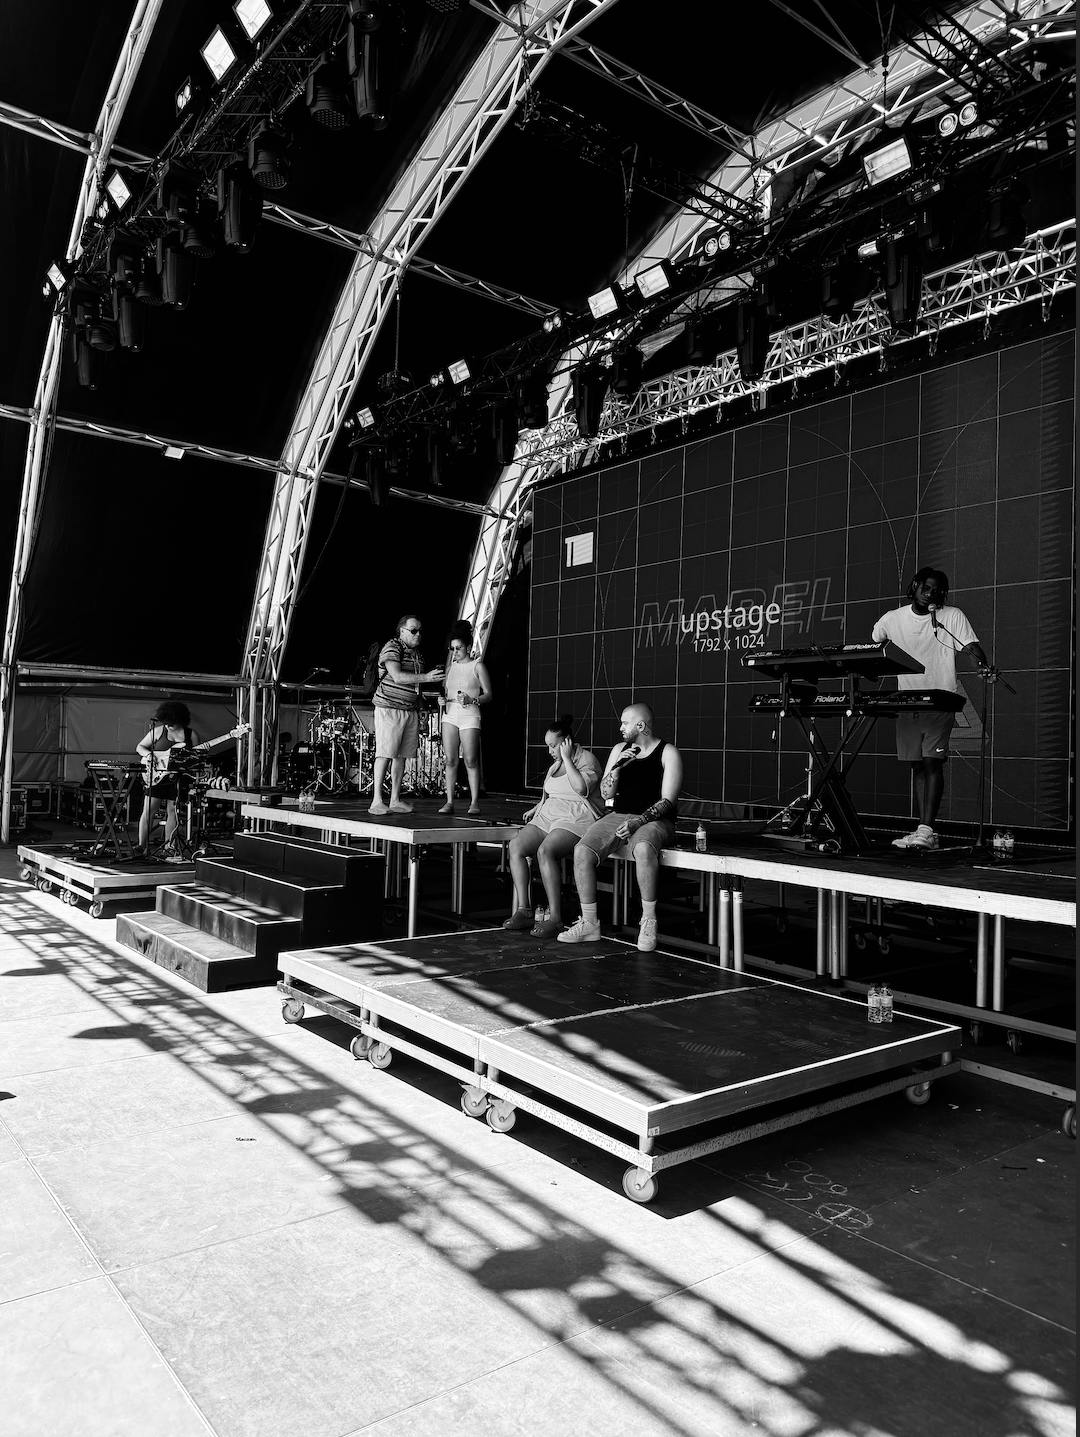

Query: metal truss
[461,0,1073,639]
[0,406,492,516]
[239,0,619,776]
[0,0,164,843]
[516,223,1077,468]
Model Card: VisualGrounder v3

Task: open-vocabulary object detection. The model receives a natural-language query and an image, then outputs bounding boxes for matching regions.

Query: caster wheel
[349,1034,373,1060]
[853,932,866,950]
[1006,1030,1023,1056]
[38,879,53,894]
[460,1088,490,1118]
[622,1167,658,1203]
[368,1042,393,1069]
[18,867,32,882]
[878,936,891,956]
[905,1082,932,1106]
[89,901,105,919]
[281,998,305,1024]
[1061,1105,1076,1140]
[485,1100,516,1132]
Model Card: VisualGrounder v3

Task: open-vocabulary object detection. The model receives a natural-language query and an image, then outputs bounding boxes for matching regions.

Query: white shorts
[442,700,481,732]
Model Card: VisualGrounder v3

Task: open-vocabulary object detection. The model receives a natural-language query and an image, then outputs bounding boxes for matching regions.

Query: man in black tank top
[558,702,682,952]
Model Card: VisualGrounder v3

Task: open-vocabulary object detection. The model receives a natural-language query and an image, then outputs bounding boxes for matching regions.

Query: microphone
[928,605,939,631]
[611,744,641,771]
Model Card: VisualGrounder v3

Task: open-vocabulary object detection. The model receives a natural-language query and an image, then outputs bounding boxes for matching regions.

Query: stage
[241,799,522,936]
[277,928,962,1202]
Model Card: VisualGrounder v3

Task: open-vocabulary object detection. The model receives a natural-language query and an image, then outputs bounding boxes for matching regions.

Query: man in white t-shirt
[872,567,995,850]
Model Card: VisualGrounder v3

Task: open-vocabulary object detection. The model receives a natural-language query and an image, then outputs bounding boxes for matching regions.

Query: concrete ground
[0,845,1074,1437]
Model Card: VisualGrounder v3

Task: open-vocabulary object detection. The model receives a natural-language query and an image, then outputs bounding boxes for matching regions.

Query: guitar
[141,723,251,786]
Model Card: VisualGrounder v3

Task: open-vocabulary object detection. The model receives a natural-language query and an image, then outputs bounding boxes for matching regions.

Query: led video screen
[527,333,1074,830]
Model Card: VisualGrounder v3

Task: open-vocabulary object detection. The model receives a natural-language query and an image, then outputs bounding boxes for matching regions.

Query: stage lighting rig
[235,0,273,40]
[248,126,290,190]
[201,26,238,82]
[633,261,674,300]
[587,285,622,319]
[862,137,913,187]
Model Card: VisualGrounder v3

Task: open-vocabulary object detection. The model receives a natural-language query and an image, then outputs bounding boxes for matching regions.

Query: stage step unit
[115,912,265,992]
[115,838,384,991]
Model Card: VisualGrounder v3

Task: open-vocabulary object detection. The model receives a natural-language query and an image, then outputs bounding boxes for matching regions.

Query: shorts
[442,700,481,732]
[577,808,677,863]
[529,795,599,838]
[374,707,419,760]
[145,779,179,802]
[896,710,954,761]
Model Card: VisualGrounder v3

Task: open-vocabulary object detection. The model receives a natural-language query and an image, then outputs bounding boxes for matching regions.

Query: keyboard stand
[86,767,139,862]
[766,689,880,854]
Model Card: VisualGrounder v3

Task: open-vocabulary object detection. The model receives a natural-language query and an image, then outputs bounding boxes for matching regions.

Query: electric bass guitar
[141,723,250,786]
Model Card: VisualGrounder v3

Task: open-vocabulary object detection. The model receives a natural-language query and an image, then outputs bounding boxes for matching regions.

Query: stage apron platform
[278,930,961,1202]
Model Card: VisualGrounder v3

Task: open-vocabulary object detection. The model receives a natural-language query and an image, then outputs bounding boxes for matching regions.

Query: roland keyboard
[743,641,923,681]
[85,761,143,773]
[749,689,966,716]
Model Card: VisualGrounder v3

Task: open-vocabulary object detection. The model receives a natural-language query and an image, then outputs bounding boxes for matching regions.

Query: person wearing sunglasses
[370,615,444,814]
[438,619,492,816]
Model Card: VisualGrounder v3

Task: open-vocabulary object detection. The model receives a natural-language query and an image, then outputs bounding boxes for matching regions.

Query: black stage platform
[278,929,960,1203]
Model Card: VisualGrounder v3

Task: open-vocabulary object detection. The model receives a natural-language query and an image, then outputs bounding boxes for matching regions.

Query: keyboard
[743,642,923,681]
[749,689,966,715]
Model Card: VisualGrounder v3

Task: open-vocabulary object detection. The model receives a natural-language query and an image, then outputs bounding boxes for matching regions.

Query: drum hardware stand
[85,762,140,862]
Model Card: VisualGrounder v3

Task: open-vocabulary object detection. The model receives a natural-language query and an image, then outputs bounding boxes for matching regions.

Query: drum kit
[281,698,446,798]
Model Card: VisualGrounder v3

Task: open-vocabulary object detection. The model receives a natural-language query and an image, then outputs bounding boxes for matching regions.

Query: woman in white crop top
[439,619,492,815]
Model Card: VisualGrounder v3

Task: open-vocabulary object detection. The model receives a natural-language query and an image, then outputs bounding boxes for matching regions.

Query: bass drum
[280,750,316,790]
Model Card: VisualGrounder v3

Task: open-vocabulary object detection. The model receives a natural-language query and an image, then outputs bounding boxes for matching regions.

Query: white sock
[641,899,657,920]
[581,902,598,924]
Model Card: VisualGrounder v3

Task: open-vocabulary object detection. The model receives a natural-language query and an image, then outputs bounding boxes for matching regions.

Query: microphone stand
[932,612,1016,856]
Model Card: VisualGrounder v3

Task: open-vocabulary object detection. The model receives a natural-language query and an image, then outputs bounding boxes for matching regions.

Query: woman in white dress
[439,619,492,815]
[503,715,601,938]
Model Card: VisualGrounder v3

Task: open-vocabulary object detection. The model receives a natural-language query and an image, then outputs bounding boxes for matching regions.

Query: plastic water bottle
[695,822,707,853]
[1001,830,1015,854]
[991,829,1004,853]
[534,905,547,926]
[879,984,894,1023]
[867,983,883,1024]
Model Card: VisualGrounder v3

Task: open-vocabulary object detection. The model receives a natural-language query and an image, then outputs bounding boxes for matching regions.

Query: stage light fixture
[938,111,959,137]
[248,126,290,189]
[113,289,145,352]
[882,234,922,332]
[94,197,110,222]
[572,361,609,438]
[107,236,141,285]
[157,234,194,308]
[201,26,237,81]
[429,371,444,388]
[587,285,621,319]
[176,77,195,114]
[820,259,862,318]
[959,100,978,127]
[856,238,879,259]
[157,162,199,222]
[735,296,770,381]
[541,312,563,332]
[43,261,69,298]
[366,449,388,507]
[181,206,218,259]
[217,162,262,251]
[634,261,673,299]
[862,136,912,186]
[610,346,642,397]
[74,337,96,389]
[105,170,132,210]
[448,358,471,385]
[164,445,186,459]
[306,54,351,129]
[234,0,272,39]
[87,306,118,352]
[427,429,447,488]
[134,258,164,306]
[349,0,383,33]
[356,407,376,429]
[518,374,549,429]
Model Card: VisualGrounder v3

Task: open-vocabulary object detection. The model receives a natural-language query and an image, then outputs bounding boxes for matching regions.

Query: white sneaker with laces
[557,916,601,943]
[892,825,939,850]
[638,916,657,952]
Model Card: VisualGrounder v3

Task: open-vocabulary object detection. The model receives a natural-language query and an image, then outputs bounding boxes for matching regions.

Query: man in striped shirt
[370,614,444,814]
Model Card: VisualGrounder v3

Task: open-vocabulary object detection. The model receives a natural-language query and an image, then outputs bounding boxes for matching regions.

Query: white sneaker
[557,916,601,944]
[638,917,657,952]
[892,826,939,850]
